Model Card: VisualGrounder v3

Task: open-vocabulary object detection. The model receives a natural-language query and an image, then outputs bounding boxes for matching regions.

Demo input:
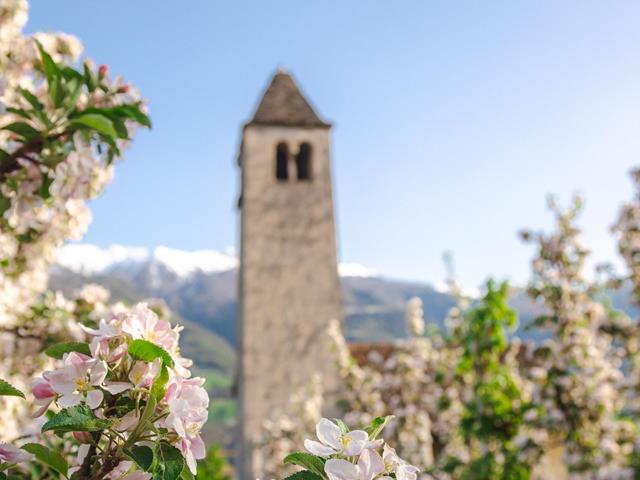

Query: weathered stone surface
[237,72,342,479]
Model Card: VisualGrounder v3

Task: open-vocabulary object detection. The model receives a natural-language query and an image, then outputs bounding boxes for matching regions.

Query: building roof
[246,69,331,129]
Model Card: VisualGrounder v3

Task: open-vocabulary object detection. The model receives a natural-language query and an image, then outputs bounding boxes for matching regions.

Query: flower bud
[72,431,93,444]
[117,85,129,94]
[98,64,108,78]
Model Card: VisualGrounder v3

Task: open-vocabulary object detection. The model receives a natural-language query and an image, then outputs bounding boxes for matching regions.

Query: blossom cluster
[286,416,420,480]
[0,0,150,440]
[1,302,209,479]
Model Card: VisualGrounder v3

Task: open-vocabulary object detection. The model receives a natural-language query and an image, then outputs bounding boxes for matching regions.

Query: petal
[396,464,419,480]
[344,430,368,456]
[46,369,77,395]
[90,361,108,386]
[58,393,81,407]
[316,418,342,450]
[32,402,51,418]
[325,459,360,480]
[117,411,139,432]
[186,448,198,475]
[103,382,133,394]
[382,444,399,466]
[305,439,337,457]
[86,389,104,409]
[364,439,384,450]
[189,435,206,460]
[358,449,385,480]
[77,444,91,465]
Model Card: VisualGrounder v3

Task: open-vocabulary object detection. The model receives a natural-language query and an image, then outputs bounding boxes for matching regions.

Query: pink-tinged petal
[90,361,108,386]
[344,430,368,456]
[0,443,34,463]
[86,389,103,409]
[103,382,132,394]
[109,344,128,362]
[32,402,51,418]
[116,411,139,432]
[325,459,360,480]
[58,393,81,408]
[190,435,206,460]
[46,369,77,395]
[304,439,337,457]
[65,352,92,373]
[105,461,135,480]
[185,449,197,475]
[316,418,342,450]
[358,448,384,480]
[184,377,205,387]
[31,378,55,400]
[163,382,178,403]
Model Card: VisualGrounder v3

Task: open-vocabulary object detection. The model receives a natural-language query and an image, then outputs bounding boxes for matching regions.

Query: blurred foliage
[195,445,233,480]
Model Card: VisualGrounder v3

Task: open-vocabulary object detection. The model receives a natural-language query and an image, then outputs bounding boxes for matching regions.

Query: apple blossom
[40,352,107,410]
[305,418,369,457]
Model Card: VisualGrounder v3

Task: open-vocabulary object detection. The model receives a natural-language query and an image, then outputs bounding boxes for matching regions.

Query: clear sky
[26,1,640,288]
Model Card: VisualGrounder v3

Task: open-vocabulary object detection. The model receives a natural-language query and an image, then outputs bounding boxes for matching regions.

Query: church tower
[236,70,342,479]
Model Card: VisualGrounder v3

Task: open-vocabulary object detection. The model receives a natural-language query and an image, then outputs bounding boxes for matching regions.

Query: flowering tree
[258,187,640,479]
[0,2,210,479]
[0,0,150,433]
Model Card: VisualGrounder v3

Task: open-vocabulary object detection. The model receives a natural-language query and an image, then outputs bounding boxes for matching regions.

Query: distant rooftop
[246,69,331,129]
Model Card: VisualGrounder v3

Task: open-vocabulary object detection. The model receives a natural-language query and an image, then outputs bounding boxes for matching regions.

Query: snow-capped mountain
[56,244,238,278]
[51,243,390,347]
[55,243,377,280]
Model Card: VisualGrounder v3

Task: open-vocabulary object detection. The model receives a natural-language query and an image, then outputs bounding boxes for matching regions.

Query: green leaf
[128,339,174,368]
[83,62,96,92]
[49,75,64,108]
[128,390,157,447]
[284,471,323,480]
[125,445,154,471]
[5,107,31,119]
[42,405,111,433]
[18,88,43,111]
[283,453,326,478]
[35,40,59,86]
[1,121,39,140]
[44,342,91,359]
[113,104,152,128]
[153,442,185,480]
[21,443,68,476]
[364,415,394,440]
[151,365,170,401]
[70,113,117,138]
[0,379,25,399]
[179,465,195,480]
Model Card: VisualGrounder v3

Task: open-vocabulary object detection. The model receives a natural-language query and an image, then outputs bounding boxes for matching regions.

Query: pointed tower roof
[246,69,331,129]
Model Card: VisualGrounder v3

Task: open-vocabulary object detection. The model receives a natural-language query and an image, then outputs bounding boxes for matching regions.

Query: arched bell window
[296,142,312,181]
[275,142,288,180]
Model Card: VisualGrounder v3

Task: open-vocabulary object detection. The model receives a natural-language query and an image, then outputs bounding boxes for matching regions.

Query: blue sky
[27,1,640,288]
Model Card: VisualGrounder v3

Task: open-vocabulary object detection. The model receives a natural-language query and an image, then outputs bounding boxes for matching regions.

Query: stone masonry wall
[238,125,342,479]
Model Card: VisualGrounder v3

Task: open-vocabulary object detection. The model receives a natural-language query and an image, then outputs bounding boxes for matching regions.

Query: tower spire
[247,70,330,128]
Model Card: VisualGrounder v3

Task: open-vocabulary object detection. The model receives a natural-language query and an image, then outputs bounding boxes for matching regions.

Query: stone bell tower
[236,70,342,479]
